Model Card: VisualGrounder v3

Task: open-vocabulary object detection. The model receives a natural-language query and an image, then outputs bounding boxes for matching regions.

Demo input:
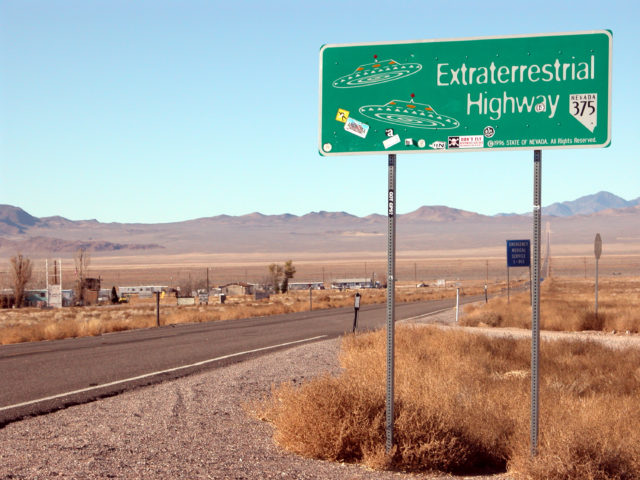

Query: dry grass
[0,306,159,344]
[259,325,640,478]
[0,284,464,345]
[461,277,640,333]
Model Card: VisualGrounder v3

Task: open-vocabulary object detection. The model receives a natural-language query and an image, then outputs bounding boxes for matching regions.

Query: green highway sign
[319,30,612,156]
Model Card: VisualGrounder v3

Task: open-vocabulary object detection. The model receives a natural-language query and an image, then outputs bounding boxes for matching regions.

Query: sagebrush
[260,325,640,478]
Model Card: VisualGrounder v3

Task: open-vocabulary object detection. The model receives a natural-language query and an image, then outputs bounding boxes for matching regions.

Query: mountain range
[1,191,638,256]
[542,191,640,216]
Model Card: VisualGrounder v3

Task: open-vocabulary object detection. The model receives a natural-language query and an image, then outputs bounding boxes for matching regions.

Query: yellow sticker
[335,108,350,123]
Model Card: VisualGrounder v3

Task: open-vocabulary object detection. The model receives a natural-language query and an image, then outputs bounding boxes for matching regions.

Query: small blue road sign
[507,240,531,267]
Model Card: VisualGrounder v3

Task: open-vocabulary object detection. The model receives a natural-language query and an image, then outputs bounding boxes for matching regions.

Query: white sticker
[344,117,369,138]
[417,139,426,148]
[570,93,597,132]
[429,141,446,150]
[383,134,401,149]
[404,138,414,146]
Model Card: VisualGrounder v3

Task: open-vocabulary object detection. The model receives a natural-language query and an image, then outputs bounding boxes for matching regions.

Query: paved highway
[0,296,479,426]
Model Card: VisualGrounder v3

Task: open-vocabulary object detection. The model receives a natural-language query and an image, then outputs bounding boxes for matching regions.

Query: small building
[1,289,15,308]
[118,285,167,297]
[62,290,74,307]
[25,289,48,307]
[331,278,376,290]
[98,288,112,303]
[221,282,254,296]
[288,282,325,291]
[78,277,101,306]
[177,296,196,306]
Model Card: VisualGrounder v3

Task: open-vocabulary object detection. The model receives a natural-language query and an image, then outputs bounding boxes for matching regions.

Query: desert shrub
[260,325,640,478]
[461,277,640,333]
[262,326,520,474]
[461,294,530,328]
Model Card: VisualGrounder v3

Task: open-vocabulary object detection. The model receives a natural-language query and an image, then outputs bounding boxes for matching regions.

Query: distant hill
[1,192,638,256]
[0,205,41,234]
[0,236,164,253]
[542,191,640,216]
[400,206,485,222]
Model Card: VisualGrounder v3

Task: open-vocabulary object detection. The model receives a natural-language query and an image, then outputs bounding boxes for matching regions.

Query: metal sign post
[594,233,602,317]
[531,150,542,456]
[155,291,161,327]
[386,154,396,452]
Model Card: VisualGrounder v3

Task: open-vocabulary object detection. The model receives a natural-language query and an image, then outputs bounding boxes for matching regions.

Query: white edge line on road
[0,335,328,412]
[403,307,453,322]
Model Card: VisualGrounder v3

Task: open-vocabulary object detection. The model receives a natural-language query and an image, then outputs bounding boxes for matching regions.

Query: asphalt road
[0,296,479,426]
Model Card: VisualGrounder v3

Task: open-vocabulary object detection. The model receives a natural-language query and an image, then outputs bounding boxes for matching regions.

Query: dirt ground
[3,249,638,293]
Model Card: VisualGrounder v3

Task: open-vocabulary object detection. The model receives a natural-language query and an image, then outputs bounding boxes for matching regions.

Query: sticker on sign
[383,134,401,149]
[448,135,484,149]
[344,117,369,138]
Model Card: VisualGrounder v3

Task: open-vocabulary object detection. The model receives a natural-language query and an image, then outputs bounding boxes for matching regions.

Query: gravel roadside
[4,306,636,479]
[0,309,507,480]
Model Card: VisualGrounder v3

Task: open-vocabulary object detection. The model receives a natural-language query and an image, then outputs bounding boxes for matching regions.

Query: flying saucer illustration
[359,98,460,130]
[332,56,421,88]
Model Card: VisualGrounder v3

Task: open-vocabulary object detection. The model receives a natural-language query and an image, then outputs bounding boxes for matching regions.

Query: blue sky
[1,0,638,223]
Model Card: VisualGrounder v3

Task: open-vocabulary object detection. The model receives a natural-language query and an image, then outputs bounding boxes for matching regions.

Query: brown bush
[462,277,640,333]
[260,326,640,478]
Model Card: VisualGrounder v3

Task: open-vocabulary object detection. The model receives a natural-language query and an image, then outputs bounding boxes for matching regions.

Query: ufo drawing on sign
[332,58,422,88]
[359,98,460,129]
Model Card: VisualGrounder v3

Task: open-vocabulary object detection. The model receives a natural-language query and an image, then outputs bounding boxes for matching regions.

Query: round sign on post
[594,233,602,259]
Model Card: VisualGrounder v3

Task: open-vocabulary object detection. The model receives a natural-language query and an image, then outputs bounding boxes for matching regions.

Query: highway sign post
[385,154,396,452]
[531,150,541,456]
[318,30,612,457]
[594,233,602,318]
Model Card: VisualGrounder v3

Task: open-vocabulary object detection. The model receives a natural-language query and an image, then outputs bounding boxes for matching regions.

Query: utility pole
[486,260,489,284]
